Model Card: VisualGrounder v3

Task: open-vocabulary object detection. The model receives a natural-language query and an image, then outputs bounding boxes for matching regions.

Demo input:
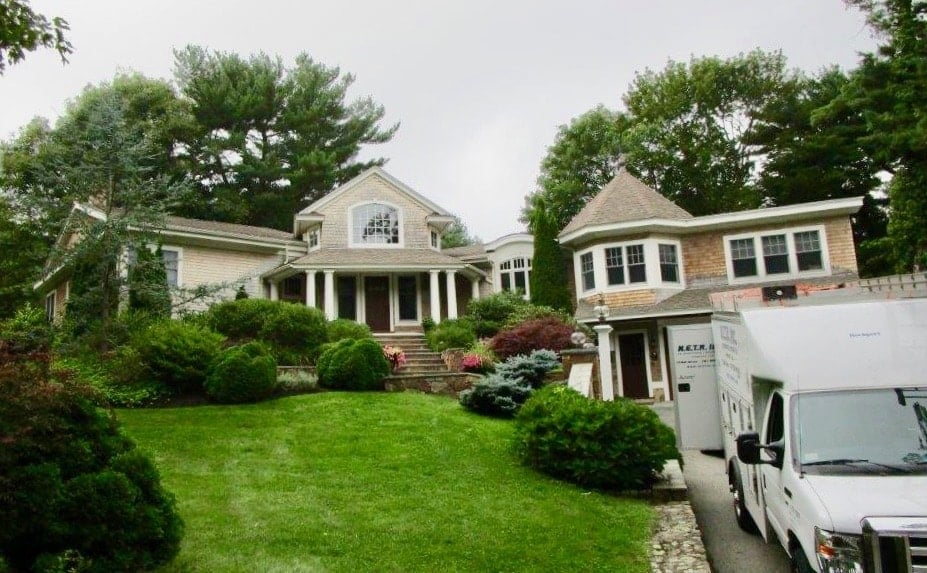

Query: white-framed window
[430,230,439,250]
[580,252,595,292]
[351,203,400,246]
[308,229,320,250]
[659,244,680,283]
[162,249,180,287]
[603,243,647,287]
[45,291,56,322]
[724,226,828,282]
[499,257,532,295]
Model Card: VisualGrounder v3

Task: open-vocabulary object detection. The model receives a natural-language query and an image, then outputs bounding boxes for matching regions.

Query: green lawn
[118,392,653,572]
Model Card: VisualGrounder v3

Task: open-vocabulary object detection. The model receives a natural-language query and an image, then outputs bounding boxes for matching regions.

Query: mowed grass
[118,392,653,573]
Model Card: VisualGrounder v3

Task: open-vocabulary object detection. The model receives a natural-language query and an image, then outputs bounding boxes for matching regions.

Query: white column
[594,323,615,401]
[429,270,441,323]
[323,270,335,320]
[471,277,480,300]
[269,280,279,301]
[446,270,458,319]
[305,270,317,308]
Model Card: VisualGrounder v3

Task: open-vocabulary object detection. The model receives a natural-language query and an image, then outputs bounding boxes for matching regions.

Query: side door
[760,392,790,542]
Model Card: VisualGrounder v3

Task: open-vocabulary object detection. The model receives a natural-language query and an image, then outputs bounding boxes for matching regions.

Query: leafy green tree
[127,244,171,318]
[174,46,398,229]
[441,215,477,249]
[821,0,927,271]
[0,0,71,73]
[523,106,629,232]
[528,199,572,312]
[0,198,44,317]
[623,50,792,215]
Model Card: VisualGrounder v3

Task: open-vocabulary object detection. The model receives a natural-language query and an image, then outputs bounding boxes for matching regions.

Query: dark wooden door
[364,276,391,332]
[618,333,649,399]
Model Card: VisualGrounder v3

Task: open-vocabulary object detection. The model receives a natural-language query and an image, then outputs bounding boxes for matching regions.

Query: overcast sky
[2,0,877,240]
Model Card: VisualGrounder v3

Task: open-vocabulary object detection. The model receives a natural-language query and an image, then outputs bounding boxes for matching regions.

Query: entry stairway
[372,332,474,396]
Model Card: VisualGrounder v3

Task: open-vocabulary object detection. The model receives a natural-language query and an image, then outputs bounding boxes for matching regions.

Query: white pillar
[269,280,279,301]
[471,277,480,300]
[305,270,316,308]
[593,323,615,401]
[446,270,458,319]
[429,270,441,323]
[323,270,335,320]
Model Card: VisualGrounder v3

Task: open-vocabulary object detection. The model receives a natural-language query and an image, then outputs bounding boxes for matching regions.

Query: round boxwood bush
[425,319,477,352]
[132,320,225,394]
[202,298,276,340]
[459,374,533,418]
[490,316,574,360]
[205,342,277,404]
[0,367,183,572]
[317,338,390,391]
[513,385,679,491]
[259,303,327,365]
[326,319,372,342]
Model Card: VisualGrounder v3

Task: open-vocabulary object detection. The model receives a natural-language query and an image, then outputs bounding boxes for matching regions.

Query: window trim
[45,291,56,322]
[723,225,830,284]
[430,230,440,251]
[161,247,183,288]
[575,238,684,296]
[394,274,421,323]
[498,257,532,298]
[307,228,321,251]
[579,252,596,293]
[347,201,404,248]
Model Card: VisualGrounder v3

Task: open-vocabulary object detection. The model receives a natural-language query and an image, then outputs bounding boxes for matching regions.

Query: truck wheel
[730,464,758,534]
[791,544,814,573]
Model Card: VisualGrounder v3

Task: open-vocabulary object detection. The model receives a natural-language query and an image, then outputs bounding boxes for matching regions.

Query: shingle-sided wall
[172,245,282,309]
[317,174,434,249]
[824,217,858,274]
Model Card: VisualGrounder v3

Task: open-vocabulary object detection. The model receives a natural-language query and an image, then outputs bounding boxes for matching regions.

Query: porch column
[471,277,480,300]
[429,270,441,323]
[446,270,458,319]
[594,323,615,401]
[305,270,317,308]
[269,280,279,301]
[323,270,335,320]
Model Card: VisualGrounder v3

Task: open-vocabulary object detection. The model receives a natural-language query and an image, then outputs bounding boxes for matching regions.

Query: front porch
[265,269,483,332]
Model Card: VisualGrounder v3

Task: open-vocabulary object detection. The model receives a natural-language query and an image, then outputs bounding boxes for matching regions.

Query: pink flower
[382,345,406,370]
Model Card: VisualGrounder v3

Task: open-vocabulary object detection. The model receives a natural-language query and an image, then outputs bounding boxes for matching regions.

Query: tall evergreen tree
[128,244,171,318]
[529,199,572,313]
[174,46,398,230]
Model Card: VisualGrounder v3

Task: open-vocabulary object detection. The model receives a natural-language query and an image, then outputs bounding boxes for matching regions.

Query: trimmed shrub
[501,304,575,330]
[205,342,277,404]
[464,291,530,338]
[514,385,679,491]
[132,320,225,394]
[459,374,533,417]
[495,349,559,388]
[202,299,326,364]
[258,303,327,365]
[490,316,574,360]
[317,338,390,391]
[0,360,182,572]
[425,319,476,352]
[326,319,372,342]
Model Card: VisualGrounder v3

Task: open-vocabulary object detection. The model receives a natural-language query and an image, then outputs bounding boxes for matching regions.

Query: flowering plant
[382,345,406,371]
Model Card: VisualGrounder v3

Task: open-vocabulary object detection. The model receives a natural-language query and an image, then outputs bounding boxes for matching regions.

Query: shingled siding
[580,289,657,309]
[317,174,435,249]
[176,245,280,304]
[681,215,858,283]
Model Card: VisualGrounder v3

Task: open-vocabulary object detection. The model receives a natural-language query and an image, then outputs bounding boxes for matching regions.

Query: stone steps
[374,333,448,376]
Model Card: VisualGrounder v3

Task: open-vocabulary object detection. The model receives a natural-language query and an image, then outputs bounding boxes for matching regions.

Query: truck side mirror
[765,439,785,470]
[736,432,762,464]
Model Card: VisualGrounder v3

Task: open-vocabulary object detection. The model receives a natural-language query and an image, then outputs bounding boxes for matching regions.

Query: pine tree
[529,200,573,313]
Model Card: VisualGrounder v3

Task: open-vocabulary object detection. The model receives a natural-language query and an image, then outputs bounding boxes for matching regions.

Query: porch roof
[265,248,488,279]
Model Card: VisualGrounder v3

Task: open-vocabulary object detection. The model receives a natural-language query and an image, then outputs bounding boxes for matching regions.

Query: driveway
[652,402,791,573]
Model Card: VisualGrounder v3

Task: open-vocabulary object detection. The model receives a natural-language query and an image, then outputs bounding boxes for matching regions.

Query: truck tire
[730,464,758,534]
[791,544,814,573]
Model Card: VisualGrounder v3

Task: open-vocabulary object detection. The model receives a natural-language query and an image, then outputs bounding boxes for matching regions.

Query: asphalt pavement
[652,402,791,573]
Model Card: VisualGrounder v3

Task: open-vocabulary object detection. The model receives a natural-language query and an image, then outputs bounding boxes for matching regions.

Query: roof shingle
[560,169,693,236]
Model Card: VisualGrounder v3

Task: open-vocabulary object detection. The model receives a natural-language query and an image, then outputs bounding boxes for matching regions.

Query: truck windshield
[793,388,927,474]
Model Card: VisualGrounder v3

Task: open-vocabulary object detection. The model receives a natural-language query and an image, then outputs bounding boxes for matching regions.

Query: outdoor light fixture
[593,293,610,323]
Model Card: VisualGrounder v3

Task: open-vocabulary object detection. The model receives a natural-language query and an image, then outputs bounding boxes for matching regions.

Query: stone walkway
[651,501,711,572]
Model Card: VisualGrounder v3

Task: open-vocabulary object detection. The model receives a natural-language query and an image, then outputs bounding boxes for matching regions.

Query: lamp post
[592,294,615,401]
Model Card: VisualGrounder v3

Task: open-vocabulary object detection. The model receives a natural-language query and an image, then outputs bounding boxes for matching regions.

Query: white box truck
[713,291,927,573]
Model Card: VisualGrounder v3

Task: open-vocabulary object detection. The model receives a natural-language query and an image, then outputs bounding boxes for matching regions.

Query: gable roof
[163,215,296,242]
[298,167,453,218]
[560,169,693,237]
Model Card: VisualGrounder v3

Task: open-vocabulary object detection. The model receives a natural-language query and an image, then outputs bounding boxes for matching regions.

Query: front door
[364,276,391,332]
[618,333,649,399]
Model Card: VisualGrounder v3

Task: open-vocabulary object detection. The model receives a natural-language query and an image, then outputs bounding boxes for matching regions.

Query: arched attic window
[351,203,400,246]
